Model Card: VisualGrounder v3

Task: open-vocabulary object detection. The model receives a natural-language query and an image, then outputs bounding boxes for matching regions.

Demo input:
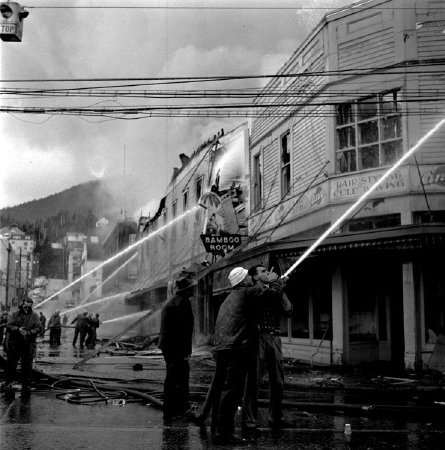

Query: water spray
[60,292,126,317]
[79,253,138,306]
[101,310,151,324]
[282,118,445,279]
[38,205,199,308]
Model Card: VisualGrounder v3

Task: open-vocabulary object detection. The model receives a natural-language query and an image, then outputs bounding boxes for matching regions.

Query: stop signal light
[0,2,29,42]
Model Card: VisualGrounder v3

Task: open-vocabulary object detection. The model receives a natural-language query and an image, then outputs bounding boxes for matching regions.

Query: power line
[1,59,444,84]
[24,5,440,11]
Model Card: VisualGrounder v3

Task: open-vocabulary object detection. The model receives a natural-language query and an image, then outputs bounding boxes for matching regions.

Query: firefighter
[1,298,41,394]
[158,270,196,421]
[210,267,285,445]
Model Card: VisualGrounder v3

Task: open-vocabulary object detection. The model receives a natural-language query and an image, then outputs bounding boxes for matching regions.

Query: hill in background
[0,179,123,242]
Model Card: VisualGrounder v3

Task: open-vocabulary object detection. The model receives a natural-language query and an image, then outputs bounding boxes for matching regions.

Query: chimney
[179,153,190,167]
[171,167,180,182]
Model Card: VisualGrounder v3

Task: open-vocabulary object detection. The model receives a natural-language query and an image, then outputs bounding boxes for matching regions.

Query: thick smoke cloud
[0,0,351,213]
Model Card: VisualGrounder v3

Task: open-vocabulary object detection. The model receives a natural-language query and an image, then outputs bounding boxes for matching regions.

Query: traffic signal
[0,2,29,42]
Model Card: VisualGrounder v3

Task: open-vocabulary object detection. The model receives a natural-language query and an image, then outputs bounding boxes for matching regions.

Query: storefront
[205,225,445,369]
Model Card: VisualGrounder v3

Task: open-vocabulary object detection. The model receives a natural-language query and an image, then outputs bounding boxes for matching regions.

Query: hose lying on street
[2,355,445,418]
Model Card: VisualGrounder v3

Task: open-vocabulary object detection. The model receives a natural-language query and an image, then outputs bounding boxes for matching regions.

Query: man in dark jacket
[48,310,62,346]
[243,265,293,430]
[211,267,284,445]
[86,313,100,348]
[71,311,88,348]
[38,312,46,339]
[158,270,196,421]
[1,298,41,394]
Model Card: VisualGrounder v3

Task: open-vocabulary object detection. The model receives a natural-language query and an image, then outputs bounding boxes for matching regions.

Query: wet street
[2,328,445,449]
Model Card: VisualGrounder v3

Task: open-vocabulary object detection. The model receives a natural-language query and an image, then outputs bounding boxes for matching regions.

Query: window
[195,176,204,223]
[253,152,262,210]
[172,200,177,240]
[336,90,402,173]
[345,214,401,232]
[182,190,188,233]
[280,131,291,197]
[196,177,203,203]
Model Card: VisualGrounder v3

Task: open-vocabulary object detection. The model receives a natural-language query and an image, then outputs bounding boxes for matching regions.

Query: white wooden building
[240,0,445,370]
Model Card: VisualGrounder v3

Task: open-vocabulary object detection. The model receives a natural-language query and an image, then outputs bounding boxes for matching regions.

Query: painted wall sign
[248,182,328,232]
[414,164,445,191]
[330,167,408,202]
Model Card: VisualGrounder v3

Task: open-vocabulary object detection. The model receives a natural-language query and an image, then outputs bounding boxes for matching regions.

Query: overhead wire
[1,58,444,84]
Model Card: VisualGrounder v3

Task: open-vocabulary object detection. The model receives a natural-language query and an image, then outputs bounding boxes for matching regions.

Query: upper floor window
[336,90,402,173]
[182,190,189,233]
[253,152,262,210]
[280,131,291,197]
[172,200,177,240]
[195,176,204,223]
[196,177,203,203]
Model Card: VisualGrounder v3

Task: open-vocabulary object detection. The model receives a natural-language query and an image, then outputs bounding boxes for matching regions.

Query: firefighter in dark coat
[211,267,285,445]
[158,270,196,421]
[1,298,41,393]
[48,310,62,346]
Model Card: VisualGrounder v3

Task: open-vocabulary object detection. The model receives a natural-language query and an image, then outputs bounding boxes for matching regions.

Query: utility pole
[18,246,22,293]
[123,145,126,222]
[5,242,10,308]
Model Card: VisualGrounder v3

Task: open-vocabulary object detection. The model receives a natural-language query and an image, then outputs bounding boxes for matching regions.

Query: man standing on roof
[158,269,196,421]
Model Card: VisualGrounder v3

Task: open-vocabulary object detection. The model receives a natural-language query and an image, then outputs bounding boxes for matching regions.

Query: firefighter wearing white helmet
[209,266,285,445]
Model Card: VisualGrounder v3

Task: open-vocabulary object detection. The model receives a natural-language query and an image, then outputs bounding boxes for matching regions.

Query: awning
[275,226,445,274]
[125,279,168,301]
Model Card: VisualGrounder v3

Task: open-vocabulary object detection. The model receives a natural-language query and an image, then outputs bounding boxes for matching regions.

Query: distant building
[128,123,249,337]
[0,237,16,308]
[101,220,137,295]
[0,224,35,293]
[80,235,103,301]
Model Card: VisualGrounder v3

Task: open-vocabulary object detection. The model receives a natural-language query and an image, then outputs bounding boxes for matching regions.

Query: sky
[0,0,351,219]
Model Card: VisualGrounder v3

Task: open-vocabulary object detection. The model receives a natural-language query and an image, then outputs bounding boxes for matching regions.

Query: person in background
[158,269,196,421]
[71,311,88,348]
[48,310,62,346]
[243,265,293,431]
[1,298,41,394]
[0,310,9,347]
[38,312,46,339]
[90,313,100,348]
[61,314,68,337]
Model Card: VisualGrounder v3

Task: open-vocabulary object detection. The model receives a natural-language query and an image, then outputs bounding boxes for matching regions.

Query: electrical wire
[1,59,444,84]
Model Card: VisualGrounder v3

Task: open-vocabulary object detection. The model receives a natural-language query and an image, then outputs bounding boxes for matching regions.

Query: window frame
[335,90,403,174]
[171,199,177,240]
[182,189,189,234]
[253,151,263,211]
[280,130,291,198]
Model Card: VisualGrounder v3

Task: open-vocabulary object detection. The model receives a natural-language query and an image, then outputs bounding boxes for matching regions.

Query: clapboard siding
[251,37,326,145]
[337,28,395,70]
[292,112,327,195]
[418,74,445,162]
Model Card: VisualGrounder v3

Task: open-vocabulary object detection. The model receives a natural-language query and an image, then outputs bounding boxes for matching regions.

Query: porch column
[402,262,420,370]
[332,266,346,365]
